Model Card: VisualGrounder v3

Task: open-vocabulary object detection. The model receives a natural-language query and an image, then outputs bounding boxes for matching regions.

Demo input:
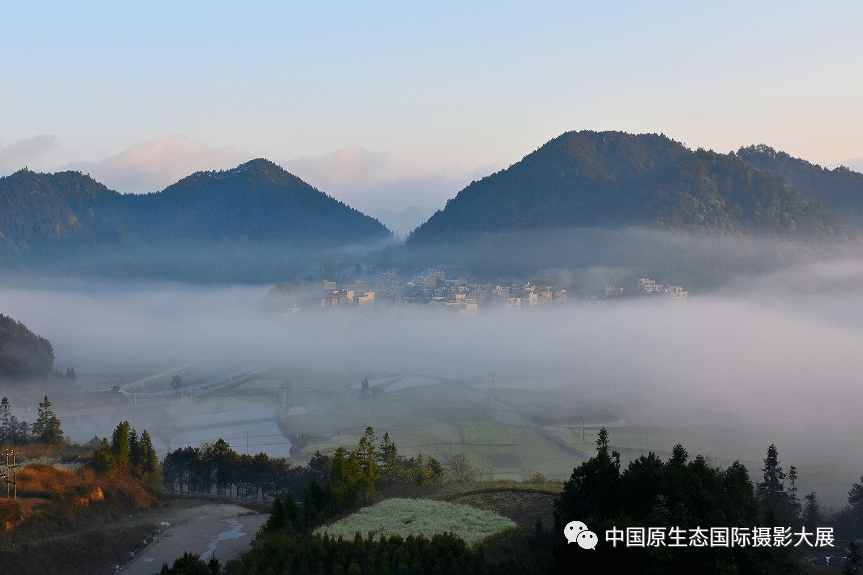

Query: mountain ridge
[0,159,390,247]
[408,130,856,243]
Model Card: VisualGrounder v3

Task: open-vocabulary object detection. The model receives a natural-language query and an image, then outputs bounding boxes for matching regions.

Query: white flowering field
[313,498,516,547]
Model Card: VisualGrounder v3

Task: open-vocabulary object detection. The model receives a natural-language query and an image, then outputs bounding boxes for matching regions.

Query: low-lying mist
[2,229,863,506]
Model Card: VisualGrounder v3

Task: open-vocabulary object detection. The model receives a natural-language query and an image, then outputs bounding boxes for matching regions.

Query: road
[119,503,268,574]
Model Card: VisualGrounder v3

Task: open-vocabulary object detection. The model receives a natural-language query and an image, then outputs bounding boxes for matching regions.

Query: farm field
[53,357,851,507]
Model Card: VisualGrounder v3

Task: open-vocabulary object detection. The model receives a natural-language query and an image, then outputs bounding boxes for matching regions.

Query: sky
[2,1,862,217]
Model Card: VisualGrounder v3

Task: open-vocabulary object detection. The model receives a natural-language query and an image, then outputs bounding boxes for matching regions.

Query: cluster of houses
[604,278,688,299]
[273,270,688,316]
[309,268,568,315]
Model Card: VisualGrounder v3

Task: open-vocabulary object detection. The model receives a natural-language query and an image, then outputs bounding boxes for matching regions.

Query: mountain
[0,159,389,247]
[411,131,690,239]
[408,131,853,243]
[0,169,126,244]
[0,159,391,281]
[127,159,389,244]
[648,149,847,236]
[735,144,863,225]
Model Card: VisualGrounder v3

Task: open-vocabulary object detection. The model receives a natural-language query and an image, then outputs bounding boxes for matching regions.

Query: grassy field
[314,498,518,547]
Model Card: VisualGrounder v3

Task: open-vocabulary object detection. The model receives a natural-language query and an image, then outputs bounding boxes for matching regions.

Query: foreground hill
[735,144,863,225]
[408,130,853,243]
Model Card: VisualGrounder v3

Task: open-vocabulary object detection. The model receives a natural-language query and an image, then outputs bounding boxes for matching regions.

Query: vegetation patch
[314,497,516,547]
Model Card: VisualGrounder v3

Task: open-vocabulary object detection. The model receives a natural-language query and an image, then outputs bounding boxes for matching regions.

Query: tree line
[161,427,443,520]
[0,396,63,445]
[90,420,160,481]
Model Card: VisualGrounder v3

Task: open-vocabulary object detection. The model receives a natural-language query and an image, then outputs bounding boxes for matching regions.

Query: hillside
[408,130,854,243]
[0,314,54,382]
[0,159,391,280]
[735,144,863,225]
[649,149,848,236]
[411,130,690,239]
[0,169,127,244]
[0,160,389,249]
[127,159,389,244]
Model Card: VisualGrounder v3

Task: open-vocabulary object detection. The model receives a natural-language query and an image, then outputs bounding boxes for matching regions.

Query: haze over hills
[408,130,857,244]
[2,133,863,284]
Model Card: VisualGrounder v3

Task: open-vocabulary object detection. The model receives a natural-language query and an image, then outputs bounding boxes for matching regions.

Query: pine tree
[33,396,63,444]
[0,397,11,444]
[111,421,131,470]
[129,428,141,469]
[757,444,787,518]
[803,492,822,530]
[788,465,801,520]
[845,540,862,575]
[94,437,116,477]
[138,430,160,476]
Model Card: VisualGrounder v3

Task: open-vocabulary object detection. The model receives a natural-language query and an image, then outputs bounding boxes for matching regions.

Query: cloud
[66,135,247,194]
[0,134,60,173]
[282,146,389,191]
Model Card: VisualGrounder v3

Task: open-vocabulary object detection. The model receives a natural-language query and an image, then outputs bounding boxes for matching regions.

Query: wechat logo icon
[564,520,598,550]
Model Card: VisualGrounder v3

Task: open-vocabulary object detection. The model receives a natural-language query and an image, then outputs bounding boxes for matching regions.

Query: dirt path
[119,503,268,574]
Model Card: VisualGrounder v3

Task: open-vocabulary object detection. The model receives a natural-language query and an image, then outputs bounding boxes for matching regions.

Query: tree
[129,428,141,468]
[850,477,863,515]
[447,453,476,483]
[159,551,213,575]
[788,465,801,520]
[172,374,183,389]
[845,540,863,575]
[803,492,822,530]
[0,397,11,444]
[554,427,621,528]
[111,421,131,469]
[93,437,115,477]
[138,430,160,476]
[32,396,63,444]
[757,444,787,519]
[361,376,369,394]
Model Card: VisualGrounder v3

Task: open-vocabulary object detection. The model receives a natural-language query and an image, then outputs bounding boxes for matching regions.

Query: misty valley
[3,130,863,573]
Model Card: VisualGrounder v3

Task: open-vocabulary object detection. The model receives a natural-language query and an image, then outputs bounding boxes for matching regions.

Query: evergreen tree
[138,430,160,476]
[111,421,131,470]
[94,437,115,477]
[0,397,11,444]
[554,427,621,529]
[32,396,63,444]
[788,465,801,520]
[129,427,141,469]
[803,492,822,530]
[757,444,787,519]
[845,540,863,575]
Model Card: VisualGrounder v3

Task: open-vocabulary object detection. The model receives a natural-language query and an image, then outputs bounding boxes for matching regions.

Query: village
[269,269,688,316]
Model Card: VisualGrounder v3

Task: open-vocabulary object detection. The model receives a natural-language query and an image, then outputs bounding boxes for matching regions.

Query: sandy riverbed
[119,503,268,574]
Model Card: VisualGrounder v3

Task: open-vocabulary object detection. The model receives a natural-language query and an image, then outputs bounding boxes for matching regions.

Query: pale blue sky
[2,1,861,214]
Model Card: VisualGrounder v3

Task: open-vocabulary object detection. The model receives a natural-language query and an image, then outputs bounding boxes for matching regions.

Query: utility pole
[4,449,17,500]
